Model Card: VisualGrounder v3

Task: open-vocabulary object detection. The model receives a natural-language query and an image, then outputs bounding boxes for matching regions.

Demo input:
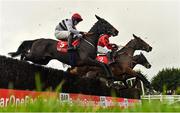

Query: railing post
[160,94,163,102]
[140,80,145,95]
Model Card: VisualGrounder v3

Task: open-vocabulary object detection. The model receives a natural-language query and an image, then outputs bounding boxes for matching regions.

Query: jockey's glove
[79,31,84,34]
[76,34,83,38]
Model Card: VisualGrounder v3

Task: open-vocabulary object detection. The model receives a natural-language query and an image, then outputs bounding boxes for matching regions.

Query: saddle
[57,39,80,53]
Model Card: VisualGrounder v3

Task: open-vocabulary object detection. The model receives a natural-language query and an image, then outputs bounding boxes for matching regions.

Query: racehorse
[121,52,151,88]
[114,52,151,88]
[8,15,119,78]
[112,34,152,88]
[67,34,153,90]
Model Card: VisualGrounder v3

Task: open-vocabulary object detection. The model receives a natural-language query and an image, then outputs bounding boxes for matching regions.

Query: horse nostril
[148,64,152,68]
[112,30,119,36]
[149,47,152,51]
[116,30,119,35]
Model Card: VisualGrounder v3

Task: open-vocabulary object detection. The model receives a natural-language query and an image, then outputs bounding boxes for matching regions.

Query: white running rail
[141,95,180,104]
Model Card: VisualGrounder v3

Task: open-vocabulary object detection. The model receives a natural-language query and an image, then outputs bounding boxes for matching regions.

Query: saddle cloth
[57,40,109,64]
[57,39,79,53]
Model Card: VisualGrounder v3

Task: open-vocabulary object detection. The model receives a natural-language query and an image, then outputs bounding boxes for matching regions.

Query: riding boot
[106,51,114,64]
[67,33,75,52]
[104,64,114,79]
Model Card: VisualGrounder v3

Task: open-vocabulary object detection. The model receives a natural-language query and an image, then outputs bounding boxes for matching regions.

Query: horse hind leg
[23,54,38,64]
[131,77,142,88]
[23,53,48,65]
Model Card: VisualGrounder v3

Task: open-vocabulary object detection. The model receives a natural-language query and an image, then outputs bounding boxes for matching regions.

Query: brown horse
[114,52,151,88]
[67,34,153,90]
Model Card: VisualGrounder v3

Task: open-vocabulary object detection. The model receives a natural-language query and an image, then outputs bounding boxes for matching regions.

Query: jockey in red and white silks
[97,34,118,64]
[54,13,83,51]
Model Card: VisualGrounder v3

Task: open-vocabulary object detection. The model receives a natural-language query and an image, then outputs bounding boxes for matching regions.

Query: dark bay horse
[122,53,151,88]
[112,34,152,88]
[68,34,153,89]
[8,15,119,78]
[114,52,151,88]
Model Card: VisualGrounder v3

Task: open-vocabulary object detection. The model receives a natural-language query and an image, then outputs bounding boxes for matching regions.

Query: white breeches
[97,46,111,54]
[55,30,71,40]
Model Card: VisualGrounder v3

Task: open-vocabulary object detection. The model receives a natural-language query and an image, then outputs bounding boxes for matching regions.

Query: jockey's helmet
[72,13,83,22]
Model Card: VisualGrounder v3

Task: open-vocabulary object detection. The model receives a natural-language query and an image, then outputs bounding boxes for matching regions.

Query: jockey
[97,34,118,64]
[55,13,83,51]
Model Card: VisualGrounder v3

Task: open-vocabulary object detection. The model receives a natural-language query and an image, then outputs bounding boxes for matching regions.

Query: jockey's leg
[89,57,114,80]
[55,30,70,40]
[97,46,114,64]
[106,51,114,64]
[67,33,75,51]
[55,30,75,51]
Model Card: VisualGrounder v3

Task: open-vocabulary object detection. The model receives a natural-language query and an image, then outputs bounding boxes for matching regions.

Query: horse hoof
[106,80,114,88]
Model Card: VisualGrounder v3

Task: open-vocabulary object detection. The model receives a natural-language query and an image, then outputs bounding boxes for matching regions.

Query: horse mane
[133,54,142,63]
[116,39,135,53]
[88,20,100,33]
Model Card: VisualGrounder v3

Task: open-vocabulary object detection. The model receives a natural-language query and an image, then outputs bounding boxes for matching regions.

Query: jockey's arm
[65,20,80,35]
[97,46,111,54]
[103,38,113,50]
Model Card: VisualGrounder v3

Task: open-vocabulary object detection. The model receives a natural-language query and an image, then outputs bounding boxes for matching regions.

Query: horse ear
[133,34,138,39]
[95,15,102,20]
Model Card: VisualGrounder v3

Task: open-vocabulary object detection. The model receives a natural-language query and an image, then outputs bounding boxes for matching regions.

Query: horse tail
[8,40,35,57]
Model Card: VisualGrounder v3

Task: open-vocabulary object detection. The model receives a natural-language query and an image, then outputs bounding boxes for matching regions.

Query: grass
[0,97,179,112]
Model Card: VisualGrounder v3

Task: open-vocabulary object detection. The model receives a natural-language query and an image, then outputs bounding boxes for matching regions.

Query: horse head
[132,34,152,52]
[138,52,151,68]
[89,15,119,37]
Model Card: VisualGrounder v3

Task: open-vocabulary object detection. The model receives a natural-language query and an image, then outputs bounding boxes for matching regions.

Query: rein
[79,32,96,48]
[80,37,96,48]
[115,42,137,58]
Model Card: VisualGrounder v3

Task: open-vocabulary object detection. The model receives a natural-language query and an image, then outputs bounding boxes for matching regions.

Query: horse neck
[117,43,135,57]
[86,22,102,46]
[117,40,137,57]
[132,55,141,68]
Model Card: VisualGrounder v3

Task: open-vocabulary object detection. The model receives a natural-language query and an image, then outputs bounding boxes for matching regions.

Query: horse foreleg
[85,71,98,78]
[124,67,152,89]
[20,52,27,60]
[123,80,129,88]
[131,78,139,88]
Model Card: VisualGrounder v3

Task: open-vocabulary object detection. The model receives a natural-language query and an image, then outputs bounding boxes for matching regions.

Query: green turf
[0,97,179,112]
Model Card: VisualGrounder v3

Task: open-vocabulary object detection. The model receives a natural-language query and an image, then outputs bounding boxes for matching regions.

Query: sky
[0,0,180,80]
